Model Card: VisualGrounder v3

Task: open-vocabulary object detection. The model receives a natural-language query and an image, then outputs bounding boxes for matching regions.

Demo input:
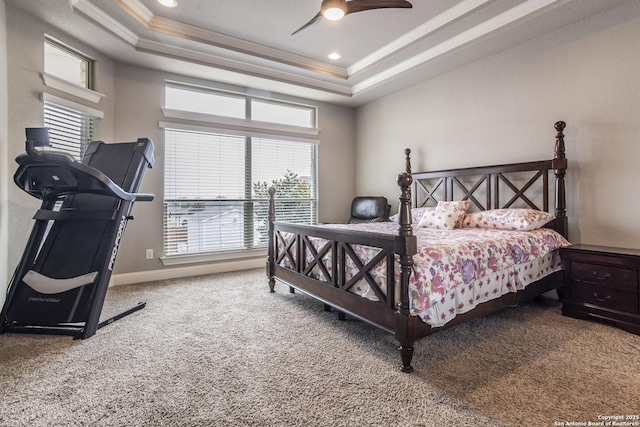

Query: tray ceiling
[6,0,629,105]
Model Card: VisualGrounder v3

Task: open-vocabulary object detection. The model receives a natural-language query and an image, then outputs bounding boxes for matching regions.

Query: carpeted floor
[1,268,639,426]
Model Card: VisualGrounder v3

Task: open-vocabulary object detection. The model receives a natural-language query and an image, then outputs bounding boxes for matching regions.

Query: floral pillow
[437,200,470,228]
[462,208,555,231]
[417,201,470,230]
[390,207,435,224]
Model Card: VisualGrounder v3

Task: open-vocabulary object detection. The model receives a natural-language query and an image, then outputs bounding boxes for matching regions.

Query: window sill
[160,248,267,266]
[160,109,320,144]
[42,73,105,104]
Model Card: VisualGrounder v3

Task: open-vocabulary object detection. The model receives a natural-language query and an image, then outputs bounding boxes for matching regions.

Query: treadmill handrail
[14,150,154,202]
[134,193,154,202]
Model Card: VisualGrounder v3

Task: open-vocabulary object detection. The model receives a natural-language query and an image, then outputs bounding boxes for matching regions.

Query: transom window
[44,37,92,89]
[165,85,245,118]
[163,84,318,258]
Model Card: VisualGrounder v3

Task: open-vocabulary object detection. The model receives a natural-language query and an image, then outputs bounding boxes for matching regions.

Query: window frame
[161,83,319,262]
[44,36,94,90]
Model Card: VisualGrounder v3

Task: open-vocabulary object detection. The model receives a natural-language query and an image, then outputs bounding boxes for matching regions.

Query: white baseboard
[109,258,265,287]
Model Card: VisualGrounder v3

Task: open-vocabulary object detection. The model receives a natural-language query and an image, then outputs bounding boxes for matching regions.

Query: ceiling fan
[292,0,413,35]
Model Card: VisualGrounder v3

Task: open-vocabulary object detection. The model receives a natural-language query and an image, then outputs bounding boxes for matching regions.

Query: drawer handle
[591,271,611,281]
[593,292,611,303]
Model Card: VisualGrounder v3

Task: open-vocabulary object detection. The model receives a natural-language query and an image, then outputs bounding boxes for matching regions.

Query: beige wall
[3,5,117,284]
[1,4,355,284]
[355,0,640,249]
[1,0,8,305]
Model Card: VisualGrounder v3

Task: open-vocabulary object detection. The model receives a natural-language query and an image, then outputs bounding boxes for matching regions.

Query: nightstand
[561,244,640,335]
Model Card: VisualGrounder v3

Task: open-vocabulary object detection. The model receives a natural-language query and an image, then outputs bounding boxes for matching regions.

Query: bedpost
[552,121,568,238]
[405,148,412,174]
[395,168,418,373]
[267,186,276,292]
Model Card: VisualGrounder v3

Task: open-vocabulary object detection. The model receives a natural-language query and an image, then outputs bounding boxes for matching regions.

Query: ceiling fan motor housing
[321,0,347,20]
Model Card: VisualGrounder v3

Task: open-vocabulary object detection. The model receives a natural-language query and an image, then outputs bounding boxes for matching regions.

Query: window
[43,101,97,160]
[163,85,318,258]
[165,85,245,118]
[44,38,92,89]
[251,99,314,127]
[42,38,100,160]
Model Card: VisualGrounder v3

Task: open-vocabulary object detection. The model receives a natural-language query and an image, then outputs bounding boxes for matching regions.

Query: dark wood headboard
[407,121,568,239]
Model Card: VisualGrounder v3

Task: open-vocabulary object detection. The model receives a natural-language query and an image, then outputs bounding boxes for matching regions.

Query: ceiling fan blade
[291,0,412,35]
[291,11,323,35]
[346,0,412,15]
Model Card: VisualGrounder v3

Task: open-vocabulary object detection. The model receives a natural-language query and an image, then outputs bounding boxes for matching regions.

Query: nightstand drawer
[572,282,639,314]
[570,261,638,291]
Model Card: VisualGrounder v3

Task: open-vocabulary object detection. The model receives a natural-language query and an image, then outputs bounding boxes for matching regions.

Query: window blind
[164,128,317,257]
[44,101,96,159]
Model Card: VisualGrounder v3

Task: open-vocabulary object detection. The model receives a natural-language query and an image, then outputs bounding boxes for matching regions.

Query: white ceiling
[6,0,630,106]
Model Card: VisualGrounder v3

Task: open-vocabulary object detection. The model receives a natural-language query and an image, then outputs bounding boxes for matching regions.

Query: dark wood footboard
[267,171,419,371]
[269,222,398,332]
[266,121,568,373]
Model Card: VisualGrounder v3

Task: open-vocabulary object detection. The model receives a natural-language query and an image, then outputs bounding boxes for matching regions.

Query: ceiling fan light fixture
[323,7,345,20]
[321,0,346,21]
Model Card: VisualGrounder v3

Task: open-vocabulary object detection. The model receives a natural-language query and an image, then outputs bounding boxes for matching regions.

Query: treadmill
[0,128,155,339]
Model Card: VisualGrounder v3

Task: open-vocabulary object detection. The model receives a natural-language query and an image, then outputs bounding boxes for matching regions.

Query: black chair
[348,196,391,224]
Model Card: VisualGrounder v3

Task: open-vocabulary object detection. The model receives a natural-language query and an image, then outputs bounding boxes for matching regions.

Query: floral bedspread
[280,222,570,328]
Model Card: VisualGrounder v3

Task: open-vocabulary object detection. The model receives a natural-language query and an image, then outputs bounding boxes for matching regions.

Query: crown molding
[69,0,352,96]
[348,0,493,77]
[69,0,571,100]
[69,0,139,45]
[114,0,154,23]
[115,0,348,79]
[351,0,565,96]
[136,39,353,96]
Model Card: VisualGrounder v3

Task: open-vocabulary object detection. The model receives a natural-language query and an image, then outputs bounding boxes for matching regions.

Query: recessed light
[158,0,178,7]
[328,52,341,60]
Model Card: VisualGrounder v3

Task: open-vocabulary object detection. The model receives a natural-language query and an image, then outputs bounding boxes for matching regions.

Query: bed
[266,121,569,372]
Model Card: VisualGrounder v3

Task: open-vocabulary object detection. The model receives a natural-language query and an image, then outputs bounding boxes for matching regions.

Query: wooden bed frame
[266,121,568,372]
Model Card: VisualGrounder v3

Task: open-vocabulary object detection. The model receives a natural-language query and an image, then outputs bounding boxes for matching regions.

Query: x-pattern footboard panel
[275,229,297,271]
[340,242,389,303]
[301,235,334,284]
[272,222,397,311]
